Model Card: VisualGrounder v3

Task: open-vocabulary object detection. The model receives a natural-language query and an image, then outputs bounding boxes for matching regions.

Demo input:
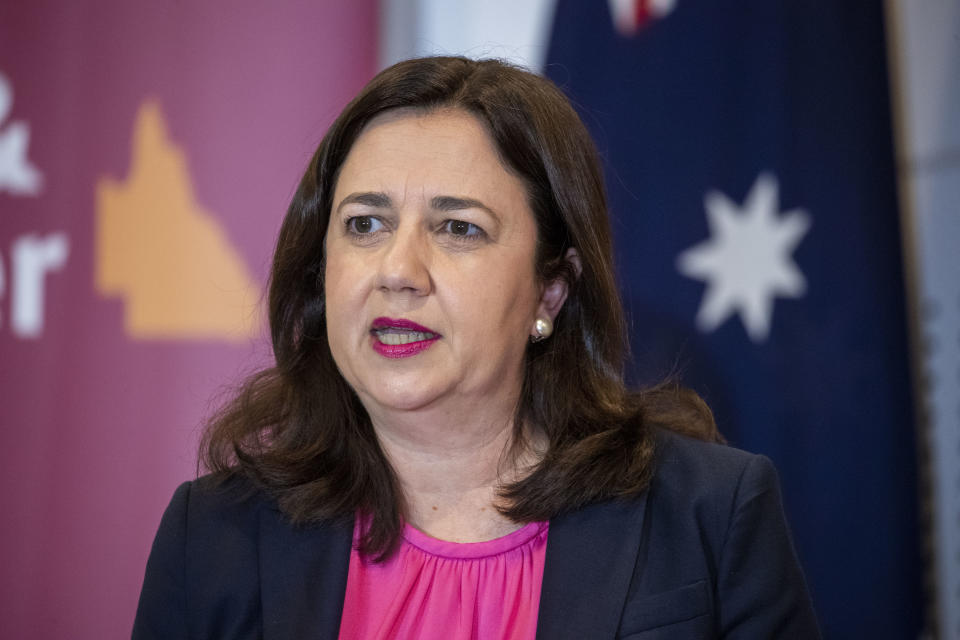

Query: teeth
[376,331,436,345]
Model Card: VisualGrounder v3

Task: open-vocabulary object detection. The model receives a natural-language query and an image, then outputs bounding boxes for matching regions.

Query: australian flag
[545,1,922,637]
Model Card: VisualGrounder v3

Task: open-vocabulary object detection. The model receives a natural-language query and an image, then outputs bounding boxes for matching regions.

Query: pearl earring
[531,317,553,342]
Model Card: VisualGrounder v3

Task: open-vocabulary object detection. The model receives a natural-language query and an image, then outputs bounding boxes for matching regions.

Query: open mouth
[374,330,438,345]
[370,317,441,357]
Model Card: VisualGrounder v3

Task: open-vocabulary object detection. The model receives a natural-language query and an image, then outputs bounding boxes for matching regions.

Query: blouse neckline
[400,521,548,560]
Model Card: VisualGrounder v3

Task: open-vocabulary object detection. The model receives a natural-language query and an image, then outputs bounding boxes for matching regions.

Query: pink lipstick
[370,317,441,358]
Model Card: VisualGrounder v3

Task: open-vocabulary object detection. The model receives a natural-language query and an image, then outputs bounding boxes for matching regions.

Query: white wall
[887,1,960,638]
[379,0,557,72]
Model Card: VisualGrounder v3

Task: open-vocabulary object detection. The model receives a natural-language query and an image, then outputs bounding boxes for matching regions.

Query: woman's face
[324,108,546,419]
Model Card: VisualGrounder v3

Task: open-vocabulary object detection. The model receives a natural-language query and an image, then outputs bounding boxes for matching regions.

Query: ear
[533,248,580,328]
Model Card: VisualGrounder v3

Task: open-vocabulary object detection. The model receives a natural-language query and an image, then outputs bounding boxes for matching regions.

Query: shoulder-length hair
[202,56,718,558]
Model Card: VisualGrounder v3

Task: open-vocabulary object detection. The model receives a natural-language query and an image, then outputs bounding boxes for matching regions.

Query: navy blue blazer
[133,430,819,638]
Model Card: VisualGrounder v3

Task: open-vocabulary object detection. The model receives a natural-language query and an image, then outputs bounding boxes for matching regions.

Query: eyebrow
[430,196,501,224]
[336,192,502,224]
[336,192,392,213]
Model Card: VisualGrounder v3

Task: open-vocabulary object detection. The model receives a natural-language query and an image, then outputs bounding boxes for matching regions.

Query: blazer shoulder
[651,427,775,504]
[146,471,275,566]
[642,428,784,582]
[638,429,820,637]
[187,472,275,520]
[133,473,281,640]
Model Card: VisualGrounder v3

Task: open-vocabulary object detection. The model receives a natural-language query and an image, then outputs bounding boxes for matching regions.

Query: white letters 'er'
[0,233,69,338]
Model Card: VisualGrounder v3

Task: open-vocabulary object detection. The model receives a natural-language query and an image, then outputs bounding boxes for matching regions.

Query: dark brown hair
[202,56,719,558]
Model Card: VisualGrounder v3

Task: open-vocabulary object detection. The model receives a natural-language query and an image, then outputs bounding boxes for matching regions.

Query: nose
[375,224,432,297]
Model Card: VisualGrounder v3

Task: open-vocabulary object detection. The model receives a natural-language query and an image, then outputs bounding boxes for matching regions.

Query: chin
[361,375,449,413]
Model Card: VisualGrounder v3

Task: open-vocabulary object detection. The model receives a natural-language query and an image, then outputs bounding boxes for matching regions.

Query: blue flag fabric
[545,2,921,637]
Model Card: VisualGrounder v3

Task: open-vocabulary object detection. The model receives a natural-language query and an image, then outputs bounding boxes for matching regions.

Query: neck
[367,398,545,543]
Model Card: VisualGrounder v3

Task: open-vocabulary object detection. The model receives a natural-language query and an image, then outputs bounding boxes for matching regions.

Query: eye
[346,215,384,235]
[442,219,485,239]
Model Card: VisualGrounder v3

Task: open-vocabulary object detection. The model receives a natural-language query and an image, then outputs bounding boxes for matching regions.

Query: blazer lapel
[537,494,649,639]
[259,507,353,640]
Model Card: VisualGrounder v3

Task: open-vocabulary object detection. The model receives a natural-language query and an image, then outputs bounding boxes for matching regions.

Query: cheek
[323,260,365,387]
[324,249,364,302]
[461,265,540,338]
[323,255,362,338]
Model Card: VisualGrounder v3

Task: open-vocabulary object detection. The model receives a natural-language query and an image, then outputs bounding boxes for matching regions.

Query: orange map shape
[96,101,261,341]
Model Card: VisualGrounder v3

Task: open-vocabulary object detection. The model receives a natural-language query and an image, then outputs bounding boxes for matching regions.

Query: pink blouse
[337,518,549,639]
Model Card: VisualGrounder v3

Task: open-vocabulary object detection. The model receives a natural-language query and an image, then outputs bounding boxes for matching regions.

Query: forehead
[332,108,530,213]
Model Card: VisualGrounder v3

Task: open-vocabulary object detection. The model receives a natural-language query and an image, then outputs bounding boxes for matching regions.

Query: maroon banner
[0,2,376,637]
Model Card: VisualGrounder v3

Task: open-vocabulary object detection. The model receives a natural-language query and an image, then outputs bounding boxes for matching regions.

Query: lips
[370,317,441,358]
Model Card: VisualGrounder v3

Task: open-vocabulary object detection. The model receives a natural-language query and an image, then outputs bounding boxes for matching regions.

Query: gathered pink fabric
[337,518,549,639]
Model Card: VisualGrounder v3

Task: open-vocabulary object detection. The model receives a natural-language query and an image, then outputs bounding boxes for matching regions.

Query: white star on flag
[676,173,811,343]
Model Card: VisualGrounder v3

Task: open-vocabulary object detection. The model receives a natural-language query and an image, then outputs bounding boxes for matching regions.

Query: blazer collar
[259,507,353,640]
[537,494,649,639]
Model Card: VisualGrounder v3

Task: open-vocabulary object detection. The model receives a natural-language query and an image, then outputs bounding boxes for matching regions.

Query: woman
[133,57,819,639]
